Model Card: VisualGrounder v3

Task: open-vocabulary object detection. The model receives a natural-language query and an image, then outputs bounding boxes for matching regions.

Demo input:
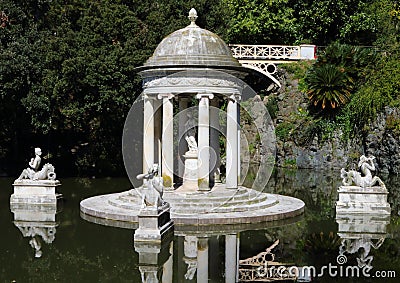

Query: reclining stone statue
[340,155,385,188]
[136,164,164,208]
[17,148,57,181]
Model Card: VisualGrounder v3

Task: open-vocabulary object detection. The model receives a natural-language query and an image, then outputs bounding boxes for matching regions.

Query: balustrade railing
[229,44,316,61]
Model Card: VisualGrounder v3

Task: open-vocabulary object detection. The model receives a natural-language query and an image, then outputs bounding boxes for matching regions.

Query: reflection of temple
[134,232,240,283]
[11,203,61,258]
[336,213,389,269]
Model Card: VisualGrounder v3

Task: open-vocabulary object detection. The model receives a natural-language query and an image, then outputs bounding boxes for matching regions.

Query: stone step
[171,196,279,214]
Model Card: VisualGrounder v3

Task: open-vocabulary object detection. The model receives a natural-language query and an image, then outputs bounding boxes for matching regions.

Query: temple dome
[143,9,241,68]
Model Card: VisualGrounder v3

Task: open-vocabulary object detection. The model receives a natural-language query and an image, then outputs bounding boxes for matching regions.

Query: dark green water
[0,169,399,282]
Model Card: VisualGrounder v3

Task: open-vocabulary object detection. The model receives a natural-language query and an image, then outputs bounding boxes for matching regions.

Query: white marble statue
[136,164,164,208]
[17,148,57,181]
[30,147,42,171]
[340,155,385,188]
[184,112,198,152]
[18,163,56,181]
[185,136,198,153]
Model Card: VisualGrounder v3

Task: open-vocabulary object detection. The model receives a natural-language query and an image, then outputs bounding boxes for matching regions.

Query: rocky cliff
[245,68,400,175]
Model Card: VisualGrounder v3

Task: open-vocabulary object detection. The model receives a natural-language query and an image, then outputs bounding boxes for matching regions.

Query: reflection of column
[210,99,220,187]
[162,241,174,283]
[226,94,239,189]
[197,238,209,283]
[178,98,189,180]
[225,234,239,283]
[184,236,198,280]
[197,93,213,191]
[134,237,173,283]
[143,95,155,173]
[158,93,174,188]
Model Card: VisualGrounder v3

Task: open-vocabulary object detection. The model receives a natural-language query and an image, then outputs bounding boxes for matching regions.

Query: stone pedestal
[181,151,199,191]
[336,186,391,215]
[134,202,174,243]
[11,180,62,205]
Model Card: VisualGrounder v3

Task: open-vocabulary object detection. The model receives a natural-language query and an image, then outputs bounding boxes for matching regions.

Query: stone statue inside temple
[184,112,197,153]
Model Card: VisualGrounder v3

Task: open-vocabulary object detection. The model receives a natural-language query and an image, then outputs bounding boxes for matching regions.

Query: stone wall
[246,68,400,174]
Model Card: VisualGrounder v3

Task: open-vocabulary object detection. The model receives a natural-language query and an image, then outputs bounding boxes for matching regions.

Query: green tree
[223,0,296,44]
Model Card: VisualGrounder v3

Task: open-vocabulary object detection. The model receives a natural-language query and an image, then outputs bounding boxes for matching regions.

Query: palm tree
[306,64,354,110]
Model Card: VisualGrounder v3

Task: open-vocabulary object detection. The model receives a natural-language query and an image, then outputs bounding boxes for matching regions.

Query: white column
[226,94,239,189]
[178,97,189,180]
[154,99,162,167]
[197,238,209,283]
[225,234,239,283]
[158,93,174,189]
[210,98,220,187]
[237,104,241,185]
[197,93,213,191]
[143,95,155,174]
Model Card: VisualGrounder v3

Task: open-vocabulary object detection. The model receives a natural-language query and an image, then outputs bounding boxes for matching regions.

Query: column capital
[143,94,158,101]
[228,94,241,102]
[196,92,214,100]
[157,93,174,100]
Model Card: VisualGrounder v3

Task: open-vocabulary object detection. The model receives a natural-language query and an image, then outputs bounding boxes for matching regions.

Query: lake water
[1,169,399,282]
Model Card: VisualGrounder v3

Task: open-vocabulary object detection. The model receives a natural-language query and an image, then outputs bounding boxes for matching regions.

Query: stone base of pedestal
[336,186,391,215]
[180,151,198,192]
[134,203,174,243]
[11,180,62,205]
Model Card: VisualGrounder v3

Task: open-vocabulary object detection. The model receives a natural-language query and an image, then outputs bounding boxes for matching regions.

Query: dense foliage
[0,0,399,175]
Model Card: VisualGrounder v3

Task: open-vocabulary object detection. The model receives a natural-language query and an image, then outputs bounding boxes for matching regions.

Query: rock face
[247,68,400,174]
[365,107,400,175]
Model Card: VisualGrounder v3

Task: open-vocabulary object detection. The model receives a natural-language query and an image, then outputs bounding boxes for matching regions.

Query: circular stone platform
[80,184,304,226]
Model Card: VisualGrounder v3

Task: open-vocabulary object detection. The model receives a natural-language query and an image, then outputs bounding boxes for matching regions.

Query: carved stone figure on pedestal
[11,147,61,205]
[185,136,198,153]
[336,155,391,215]
[134,164,174,243]
[340,155,385,188]
[136,164,164,208]
[17,148,57,181]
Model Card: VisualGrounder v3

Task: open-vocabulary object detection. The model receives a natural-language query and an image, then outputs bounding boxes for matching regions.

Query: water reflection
[11,202,61,258]
[134,235,173,283]
[134,233,243,283]
[336,213,390,270]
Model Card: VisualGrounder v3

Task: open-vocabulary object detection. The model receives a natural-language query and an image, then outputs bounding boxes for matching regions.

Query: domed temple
[80,9,304,228]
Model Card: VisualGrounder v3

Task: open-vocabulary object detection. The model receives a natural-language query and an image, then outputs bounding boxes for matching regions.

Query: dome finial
[188,8,198,26]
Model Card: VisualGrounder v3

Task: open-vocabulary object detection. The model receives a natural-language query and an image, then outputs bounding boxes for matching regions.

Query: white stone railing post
[158,93,174,189]
[197,93,214,191]
[226,94,240,189]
